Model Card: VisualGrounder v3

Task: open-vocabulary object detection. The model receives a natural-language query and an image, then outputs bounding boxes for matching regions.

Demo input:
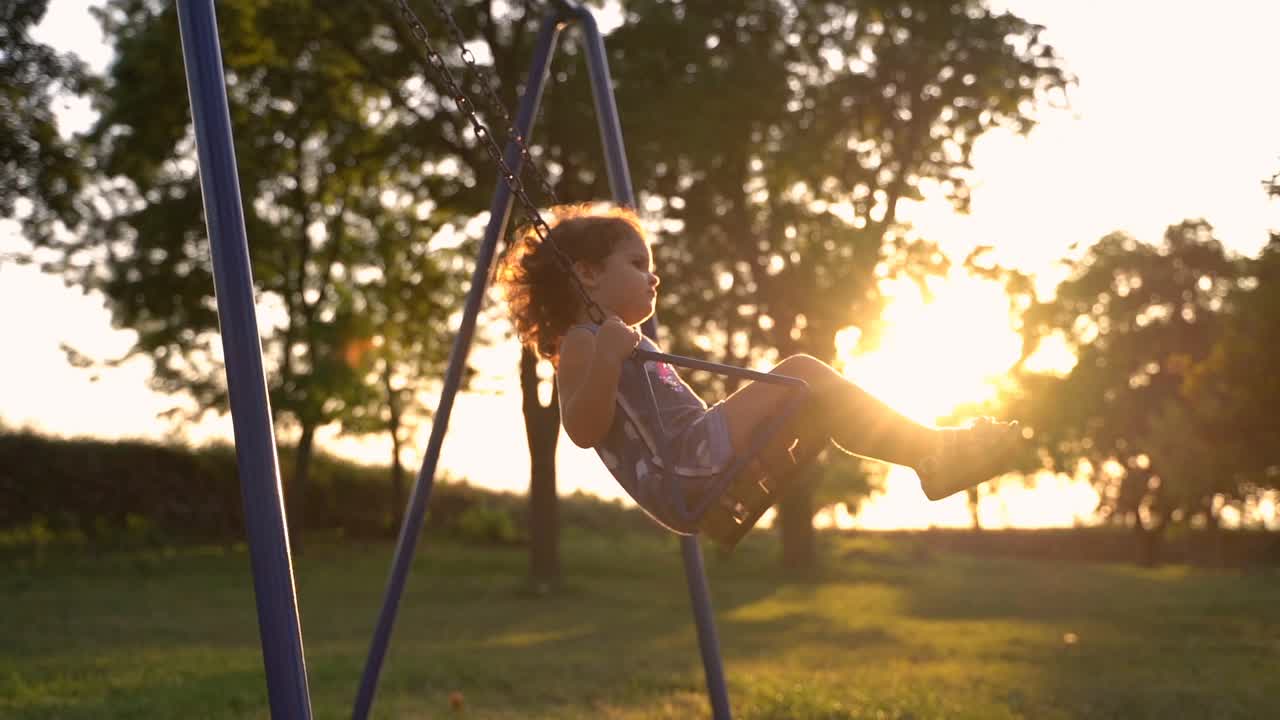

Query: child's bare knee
[776,353,827,381]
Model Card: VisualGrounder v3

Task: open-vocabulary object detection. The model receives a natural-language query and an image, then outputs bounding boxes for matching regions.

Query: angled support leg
[351,11,567,720]
[356,4,734,719]
[177,1,313,717]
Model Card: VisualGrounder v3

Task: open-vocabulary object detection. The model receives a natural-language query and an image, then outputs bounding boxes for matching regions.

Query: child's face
[584,229,659,326]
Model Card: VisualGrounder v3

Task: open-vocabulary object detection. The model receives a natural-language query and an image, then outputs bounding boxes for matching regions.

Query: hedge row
[0,430,652,548]
[894,525,1280,568]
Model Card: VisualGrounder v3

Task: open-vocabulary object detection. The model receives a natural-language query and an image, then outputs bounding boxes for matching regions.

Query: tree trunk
[291,422,316,553]
[777,471,819,572]
[384,365,405,537]
[1203,505,1225,568]
[521,347,561,592]
[388,418,405,538]
[1134,508,1169,567]
[1135,523,1160,567]
[967,487,982,532]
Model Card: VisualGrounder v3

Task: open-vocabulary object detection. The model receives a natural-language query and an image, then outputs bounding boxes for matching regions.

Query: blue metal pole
[681,538,733,720]
[567,6,733,719]
[566,5,636,207]
[175,2,313,718]
[351,13,568,720]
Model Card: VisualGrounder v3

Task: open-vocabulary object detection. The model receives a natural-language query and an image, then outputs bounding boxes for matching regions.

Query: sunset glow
[837,272,1023,425]
[829,270,1107,531]
[3,0,1278,534]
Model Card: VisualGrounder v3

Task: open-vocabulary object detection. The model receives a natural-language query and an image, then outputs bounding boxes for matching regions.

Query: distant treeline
[0,430,654,550]
[891,527,1280,569]
[4,430,1278,567]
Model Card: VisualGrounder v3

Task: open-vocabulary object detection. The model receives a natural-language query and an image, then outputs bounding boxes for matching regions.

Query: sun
[832,268,1111,532]
[836,271,1023,425]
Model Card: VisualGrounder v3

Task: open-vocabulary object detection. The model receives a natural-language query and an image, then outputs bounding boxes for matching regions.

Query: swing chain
[392,0,606,325]
[393,0,810,541]
[425,0,561,206]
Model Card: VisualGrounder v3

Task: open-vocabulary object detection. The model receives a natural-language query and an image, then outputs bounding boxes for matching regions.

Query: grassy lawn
[2,529,1278,719]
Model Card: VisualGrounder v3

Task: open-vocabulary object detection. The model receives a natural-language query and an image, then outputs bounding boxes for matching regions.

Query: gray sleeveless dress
[563,324,736,533]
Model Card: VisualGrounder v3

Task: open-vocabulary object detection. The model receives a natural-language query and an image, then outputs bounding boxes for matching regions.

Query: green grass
[2,530,1278,719]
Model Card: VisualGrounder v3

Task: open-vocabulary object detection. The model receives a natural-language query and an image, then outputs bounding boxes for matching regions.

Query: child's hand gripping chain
[596,315,641,365]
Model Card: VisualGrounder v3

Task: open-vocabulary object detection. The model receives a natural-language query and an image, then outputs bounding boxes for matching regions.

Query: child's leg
[716,354,1019,500]
[718,354,934,470]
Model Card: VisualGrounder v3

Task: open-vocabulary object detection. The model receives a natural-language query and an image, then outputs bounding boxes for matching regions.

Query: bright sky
[3,0,1278,530]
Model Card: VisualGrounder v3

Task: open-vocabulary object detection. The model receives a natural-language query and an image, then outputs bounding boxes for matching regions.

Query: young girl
[497,204,1021,534]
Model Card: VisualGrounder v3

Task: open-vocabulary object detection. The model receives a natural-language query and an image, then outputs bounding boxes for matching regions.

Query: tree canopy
[1176,173,1280,510]
[596,0,1070,564]
[1007,220,1248,560]
[0,0,93,229]
[18,0,486,537]
[606,1,1069,367]
[19,1,1088,562]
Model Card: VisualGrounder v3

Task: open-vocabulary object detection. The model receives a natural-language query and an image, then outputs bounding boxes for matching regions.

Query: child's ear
[573,260,598,288]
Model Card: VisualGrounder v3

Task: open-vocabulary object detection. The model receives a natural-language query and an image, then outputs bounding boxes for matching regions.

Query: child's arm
[557,320,639,448]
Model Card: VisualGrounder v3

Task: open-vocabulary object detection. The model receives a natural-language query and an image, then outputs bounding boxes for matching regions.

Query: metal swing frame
[177,1,807,718]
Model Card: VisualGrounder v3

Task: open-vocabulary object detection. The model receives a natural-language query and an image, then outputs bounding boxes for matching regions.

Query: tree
[295,0,581,579]
[601,0,1069,567]
[1175,170,1280,536]
[19,1,469,547]
[520,347,560,591]
[1012,221,1244,564]
[331,207,460,533]
[0,0,92,228]
[345,0,1069,573]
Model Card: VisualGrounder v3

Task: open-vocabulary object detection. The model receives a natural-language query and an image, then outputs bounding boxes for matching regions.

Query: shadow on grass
[5,529,1279,719]
[877,537,1280,720]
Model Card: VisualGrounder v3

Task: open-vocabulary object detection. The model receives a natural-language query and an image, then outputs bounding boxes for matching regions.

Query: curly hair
[496,204,646,360]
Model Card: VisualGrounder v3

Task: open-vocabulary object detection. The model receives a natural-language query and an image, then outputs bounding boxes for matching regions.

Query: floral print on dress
[650,360,685,391]
[598,447,619,470]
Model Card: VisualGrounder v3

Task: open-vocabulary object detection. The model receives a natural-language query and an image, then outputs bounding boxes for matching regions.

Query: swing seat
[697,436,809,550]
